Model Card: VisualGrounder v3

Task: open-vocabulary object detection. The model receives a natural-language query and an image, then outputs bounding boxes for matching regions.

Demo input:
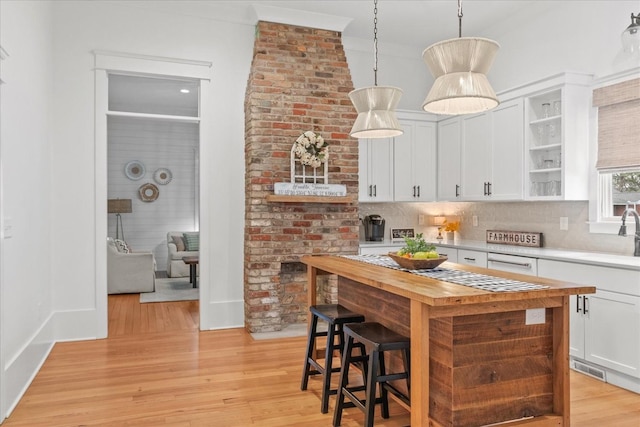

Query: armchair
[107,238,155,294]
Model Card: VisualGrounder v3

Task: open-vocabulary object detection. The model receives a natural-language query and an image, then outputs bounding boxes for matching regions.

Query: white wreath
[293,131,328,169]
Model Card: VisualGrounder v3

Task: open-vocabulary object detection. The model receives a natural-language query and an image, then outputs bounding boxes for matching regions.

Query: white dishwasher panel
[487,252,538,276]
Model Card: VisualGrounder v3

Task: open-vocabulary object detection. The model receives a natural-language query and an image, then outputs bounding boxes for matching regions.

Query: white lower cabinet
[457,249,487,267]
[433,245,457,263]
[538,259,640,392]
[582,290,640,379]
[359,245,400,256]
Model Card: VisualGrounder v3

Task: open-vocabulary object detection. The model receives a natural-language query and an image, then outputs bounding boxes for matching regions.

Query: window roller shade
[595,78,640,171]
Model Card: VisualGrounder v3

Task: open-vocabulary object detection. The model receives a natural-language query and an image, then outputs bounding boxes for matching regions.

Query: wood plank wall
[108,116,198,271]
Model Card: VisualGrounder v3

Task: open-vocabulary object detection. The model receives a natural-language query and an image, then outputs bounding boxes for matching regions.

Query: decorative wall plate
[154,168,173,185]
[125,160,146,180]
[138,183,159,202]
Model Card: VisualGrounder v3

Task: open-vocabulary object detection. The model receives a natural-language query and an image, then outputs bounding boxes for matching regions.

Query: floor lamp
[107,199,132,241]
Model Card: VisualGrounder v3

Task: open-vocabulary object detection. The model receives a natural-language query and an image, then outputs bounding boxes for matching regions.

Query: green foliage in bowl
[397,233,436,256]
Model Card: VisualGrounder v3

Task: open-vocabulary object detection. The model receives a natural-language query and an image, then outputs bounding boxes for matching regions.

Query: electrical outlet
[525,308,546,325]
[560,217,568,231]
[418,215,425,225]
[472,215,478,227]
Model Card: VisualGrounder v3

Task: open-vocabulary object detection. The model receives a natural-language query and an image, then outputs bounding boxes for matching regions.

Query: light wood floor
[3,294,640,426]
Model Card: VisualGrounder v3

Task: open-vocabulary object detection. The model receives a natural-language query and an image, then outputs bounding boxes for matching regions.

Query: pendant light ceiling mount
[622,12,640,54]
[422,0,500,116]
[349,0,403,139]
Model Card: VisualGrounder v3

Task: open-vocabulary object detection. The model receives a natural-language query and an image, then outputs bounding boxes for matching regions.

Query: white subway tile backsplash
[360,201,630,255]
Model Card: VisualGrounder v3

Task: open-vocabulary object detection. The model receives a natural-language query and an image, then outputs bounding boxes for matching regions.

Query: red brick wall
[244,21,359,332]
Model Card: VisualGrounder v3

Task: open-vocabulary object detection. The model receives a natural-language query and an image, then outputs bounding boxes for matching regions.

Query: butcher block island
[301,255,596,427]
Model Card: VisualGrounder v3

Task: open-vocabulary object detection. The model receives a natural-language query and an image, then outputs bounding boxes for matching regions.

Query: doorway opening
[105,73,201,336]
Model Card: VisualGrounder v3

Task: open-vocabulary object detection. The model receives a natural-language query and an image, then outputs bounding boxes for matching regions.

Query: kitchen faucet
[618,208,640,256]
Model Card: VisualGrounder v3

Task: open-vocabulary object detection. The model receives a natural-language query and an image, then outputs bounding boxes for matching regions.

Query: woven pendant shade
[422,37,500,115]
[349,86,404,138]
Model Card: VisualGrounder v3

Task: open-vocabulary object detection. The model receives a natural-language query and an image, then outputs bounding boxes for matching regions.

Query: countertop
[302,254,594,306]
[359,238,640,271]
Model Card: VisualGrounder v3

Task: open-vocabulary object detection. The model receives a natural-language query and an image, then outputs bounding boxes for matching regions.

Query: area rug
[140,277,198,303]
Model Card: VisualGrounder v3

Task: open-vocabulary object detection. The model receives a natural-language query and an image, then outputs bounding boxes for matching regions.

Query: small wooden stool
[301,304,367,414]
[333,322,411,427]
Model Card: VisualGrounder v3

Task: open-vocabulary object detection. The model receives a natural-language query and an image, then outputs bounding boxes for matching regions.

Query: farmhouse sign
[486,230,543,247]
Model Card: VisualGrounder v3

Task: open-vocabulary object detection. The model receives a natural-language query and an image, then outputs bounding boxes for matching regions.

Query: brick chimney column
[244,21,360,333]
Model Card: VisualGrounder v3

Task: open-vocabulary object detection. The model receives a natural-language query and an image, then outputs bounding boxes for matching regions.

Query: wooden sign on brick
[486,230,543,247]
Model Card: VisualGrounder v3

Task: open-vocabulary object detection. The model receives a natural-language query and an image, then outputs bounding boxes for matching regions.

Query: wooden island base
[341,277,556,427]
[303,255,595,427]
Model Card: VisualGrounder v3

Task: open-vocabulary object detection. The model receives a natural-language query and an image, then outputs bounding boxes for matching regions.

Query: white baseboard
[3,313,55,419]
[53,308,102,342]
[201,299,244,330]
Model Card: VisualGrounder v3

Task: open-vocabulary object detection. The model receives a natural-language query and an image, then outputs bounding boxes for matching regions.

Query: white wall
[50,0,253,337]
[344,37,429,111]
[0,0,56,419]
[485,1,640,92]
[108,117,199,271]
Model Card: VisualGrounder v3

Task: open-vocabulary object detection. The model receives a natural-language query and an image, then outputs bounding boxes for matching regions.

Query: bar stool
[333,322,411,427]
[301,304,367,414]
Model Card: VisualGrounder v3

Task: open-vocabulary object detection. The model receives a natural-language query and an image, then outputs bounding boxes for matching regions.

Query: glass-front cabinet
[524,73,592,200]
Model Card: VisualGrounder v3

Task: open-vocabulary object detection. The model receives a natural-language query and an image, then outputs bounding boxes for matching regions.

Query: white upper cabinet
[394,118,437,202]
[359,138,394,202]
[460,112,492,199]
[458,98,524,201]
[437,117,462,201]
[490,99,524,200]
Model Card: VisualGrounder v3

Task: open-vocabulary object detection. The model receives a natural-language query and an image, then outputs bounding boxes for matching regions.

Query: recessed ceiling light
[180,89,190,94]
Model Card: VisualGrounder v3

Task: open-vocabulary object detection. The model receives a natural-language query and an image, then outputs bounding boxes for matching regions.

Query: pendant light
[349,0,403,139]
[422,0,500,115]
[622,13,640,54]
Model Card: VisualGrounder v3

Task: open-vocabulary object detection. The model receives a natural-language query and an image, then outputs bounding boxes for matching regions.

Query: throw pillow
[114,239,130,253]
[183,232,199,251]
[172,235,186,252]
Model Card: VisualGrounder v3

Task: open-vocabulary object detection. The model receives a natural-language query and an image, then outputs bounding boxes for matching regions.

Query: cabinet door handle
[583,296,589,314]
[455,184,460,197]
[576,295,582,313]
[373,185,377,197]
[464,257,476,262]
[487,182,492,196]
[413,186,416,197]
[483,182,488,196]
[417,185,420,198]
[368,185,372,197]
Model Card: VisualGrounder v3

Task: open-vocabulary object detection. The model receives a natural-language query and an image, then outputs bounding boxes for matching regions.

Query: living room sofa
[107,237,156,294]
[167,231,199,278]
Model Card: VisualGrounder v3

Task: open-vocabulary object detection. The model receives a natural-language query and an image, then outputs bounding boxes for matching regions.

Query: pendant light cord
[458,0,463,38]
[373,0,378,86]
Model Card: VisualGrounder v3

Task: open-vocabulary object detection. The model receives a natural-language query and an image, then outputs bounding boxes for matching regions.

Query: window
[591,75,640,233]
[599,170,640,221]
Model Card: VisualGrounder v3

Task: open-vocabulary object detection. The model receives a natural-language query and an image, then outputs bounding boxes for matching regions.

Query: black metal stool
[301,304,367,414]
[333,322,411,427]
